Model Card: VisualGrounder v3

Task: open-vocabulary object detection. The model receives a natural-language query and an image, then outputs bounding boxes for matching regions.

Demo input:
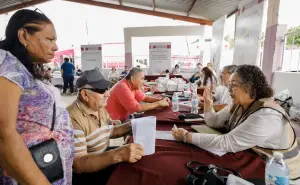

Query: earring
[24,44,28,47]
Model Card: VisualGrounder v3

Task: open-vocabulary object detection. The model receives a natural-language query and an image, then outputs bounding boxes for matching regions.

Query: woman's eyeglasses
[80,88,108,94]
[228,82,242,90]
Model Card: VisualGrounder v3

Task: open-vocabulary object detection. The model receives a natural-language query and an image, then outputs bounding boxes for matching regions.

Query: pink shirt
[106,79,146,121]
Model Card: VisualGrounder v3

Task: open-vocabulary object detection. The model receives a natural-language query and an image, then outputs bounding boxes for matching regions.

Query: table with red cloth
[107,106,266,185]
[145,75,188,82]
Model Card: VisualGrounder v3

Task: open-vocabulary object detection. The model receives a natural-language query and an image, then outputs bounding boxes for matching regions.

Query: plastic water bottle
[191,92,198,114]
[191,83,197,93]
[172,93,179,112]
[265,152,289,185]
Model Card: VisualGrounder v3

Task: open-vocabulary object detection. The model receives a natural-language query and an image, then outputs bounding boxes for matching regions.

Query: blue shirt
[61,62,75,77]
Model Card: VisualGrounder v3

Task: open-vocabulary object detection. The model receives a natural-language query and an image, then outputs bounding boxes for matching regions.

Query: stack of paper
[191,125,222,135]
[191,125,226,156]
[156,131,176,141]
[132,116,157,155]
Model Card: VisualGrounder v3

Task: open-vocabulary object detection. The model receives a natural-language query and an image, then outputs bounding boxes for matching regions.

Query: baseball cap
[76,69,112,89]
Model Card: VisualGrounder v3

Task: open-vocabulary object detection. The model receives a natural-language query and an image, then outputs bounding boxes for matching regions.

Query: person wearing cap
[67,69,144,185]
[106,67,170,121]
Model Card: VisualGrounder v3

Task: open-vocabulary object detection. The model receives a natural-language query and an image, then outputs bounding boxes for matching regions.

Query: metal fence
[281,29,300,72]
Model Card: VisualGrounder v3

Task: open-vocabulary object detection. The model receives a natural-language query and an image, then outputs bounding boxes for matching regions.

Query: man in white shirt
[213,65,237,105]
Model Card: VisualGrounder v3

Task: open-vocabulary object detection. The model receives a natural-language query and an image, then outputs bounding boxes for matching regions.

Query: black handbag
[185,161,242,185]
[28,103,64,183]
[275,96,293,115]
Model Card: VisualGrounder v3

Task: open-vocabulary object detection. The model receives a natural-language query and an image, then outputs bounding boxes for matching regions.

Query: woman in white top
[108,67,119,83]
[172,65,294,154]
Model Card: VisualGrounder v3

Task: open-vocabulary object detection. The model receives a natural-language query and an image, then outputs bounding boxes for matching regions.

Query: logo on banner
[81,47,102,51]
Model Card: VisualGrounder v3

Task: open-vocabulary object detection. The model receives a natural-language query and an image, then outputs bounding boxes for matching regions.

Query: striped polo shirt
[67,100,113,155]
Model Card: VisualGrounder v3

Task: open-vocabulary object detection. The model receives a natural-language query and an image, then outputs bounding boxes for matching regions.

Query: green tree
[286,26,300,48]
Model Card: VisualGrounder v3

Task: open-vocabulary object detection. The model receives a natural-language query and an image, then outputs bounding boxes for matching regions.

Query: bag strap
[51,103,56,131]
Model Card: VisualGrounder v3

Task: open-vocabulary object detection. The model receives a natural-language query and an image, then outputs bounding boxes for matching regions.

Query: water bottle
[191,92,198,114]
[191,83,197,93]
[265,152,289,185]
[172,93,179,112]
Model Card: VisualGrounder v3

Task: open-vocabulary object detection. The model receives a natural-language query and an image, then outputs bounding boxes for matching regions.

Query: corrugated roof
[0,0,241,24]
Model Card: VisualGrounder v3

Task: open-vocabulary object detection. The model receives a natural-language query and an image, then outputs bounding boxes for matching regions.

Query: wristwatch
[183,132,190,143]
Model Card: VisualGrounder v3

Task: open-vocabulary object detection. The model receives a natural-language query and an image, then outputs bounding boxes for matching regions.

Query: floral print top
[0,49,74,185]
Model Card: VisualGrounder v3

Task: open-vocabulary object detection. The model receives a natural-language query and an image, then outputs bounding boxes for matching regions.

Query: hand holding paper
[132,116,156,155]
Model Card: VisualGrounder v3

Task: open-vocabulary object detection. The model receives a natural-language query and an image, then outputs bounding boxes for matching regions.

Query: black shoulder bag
[185,161,242,185]
[28,103,64,183]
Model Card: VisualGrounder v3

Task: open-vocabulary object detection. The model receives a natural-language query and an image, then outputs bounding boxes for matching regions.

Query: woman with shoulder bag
[0,9,74,185]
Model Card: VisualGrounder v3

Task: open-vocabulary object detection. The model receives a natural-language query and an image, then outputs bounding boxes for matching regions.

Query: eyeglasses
[80,88,108,94]
[228,82,242,90]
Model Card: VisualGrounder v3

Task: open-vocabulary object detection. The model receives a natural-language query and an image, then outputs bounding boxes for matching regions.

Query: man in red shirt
[106,67,170,121]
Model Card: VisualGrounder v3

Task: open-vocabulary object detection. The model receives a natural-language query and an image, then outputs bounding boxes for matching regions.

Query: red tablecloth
[107,107,266,185]
[142,106,202,125]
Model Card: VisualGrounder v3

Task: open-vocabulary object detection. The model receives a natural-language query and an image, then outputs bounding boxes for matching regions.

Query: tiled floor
[60,95,77,108]
[60,95,124,146]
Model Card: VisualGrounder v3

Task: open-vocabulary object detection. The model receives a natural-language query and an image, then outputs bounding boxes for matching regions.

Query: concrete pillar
[124,29,133,68]
[262,0,287,83]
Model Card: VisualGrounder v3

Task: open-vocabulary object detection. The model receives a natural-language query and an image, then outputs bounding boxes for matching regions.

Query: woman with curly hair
[172,65,300,180]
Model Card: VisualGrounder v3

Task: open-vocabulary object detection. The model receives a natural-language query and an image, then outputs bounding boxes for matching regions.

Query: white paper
[156,131,176,141]
[191,125,226,156]
[132,116,156,155]
[205,149,226,157]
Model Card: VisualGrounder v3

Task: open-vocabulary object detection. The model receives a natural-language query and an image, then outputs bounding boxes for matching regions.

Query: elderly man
[67,69,144,185]
[199,65,237,112]
[106,67,170,121]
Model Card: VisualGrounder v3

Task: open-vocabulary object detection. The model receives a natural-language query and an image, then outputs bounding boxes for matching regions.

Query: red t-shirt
[106,79,146,121]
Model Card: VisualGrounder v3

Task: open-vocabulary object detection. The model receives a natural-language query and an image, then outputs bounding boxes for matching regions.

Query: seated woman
[108,67,119,83]
[196,67,217,88]
[171,64,180,74]
[206,62,217,77]
[172,65,300,180]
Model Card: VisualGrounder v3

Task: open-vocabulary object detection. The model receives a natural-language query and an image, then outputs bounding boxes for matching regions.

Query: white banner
[81,44,102,71]
[149,42,171,75]
[211,15,227,74]
[233,0,267,66]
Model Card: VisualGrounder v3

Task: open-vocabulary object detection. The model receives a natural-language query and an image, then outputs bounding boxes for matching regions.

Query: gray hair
[223,65,237,74]
[125,67,143,80]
